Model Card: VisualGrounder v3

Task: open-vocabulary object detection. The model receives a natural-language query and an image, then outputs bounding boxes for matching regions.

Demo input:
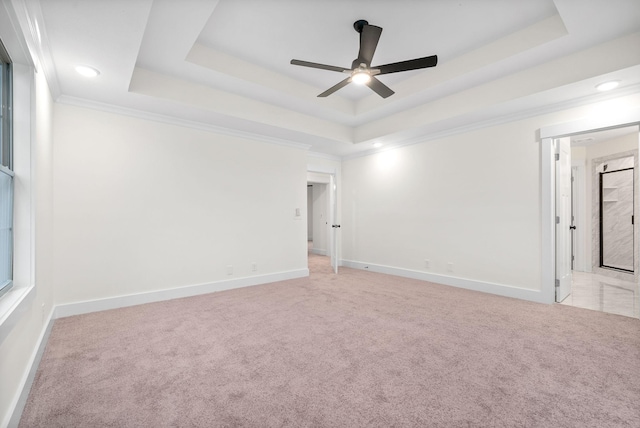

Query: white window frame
[0,39,14,300]
[0,2,36,345]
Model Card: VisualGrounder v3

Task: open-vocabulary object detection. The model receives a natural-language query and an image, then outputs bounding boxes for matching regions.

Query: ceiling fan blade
[318,77,352,97]
[357,25,382,66]
[366,77,395,98]
[291,59,349,73]
[376,55,438,75]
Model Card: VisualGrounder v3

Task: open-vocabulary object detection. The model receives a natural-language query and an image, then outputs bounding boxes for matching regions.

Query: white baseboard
[310,248,327,256]
[5,309,55,428]
[54,269,309,319]
[341,260,548,304]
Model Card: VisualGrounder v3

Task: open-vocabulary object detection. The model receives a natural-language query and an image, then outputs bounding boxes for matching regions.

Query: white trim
[541,138,557,303]
[0,285,34,346]
[0,0,32,66]
[540,107,640,139]
[7,0,61,98]
[306,165,337,176]
[3,307,54,428]
[56,95,313,152]
[341,259,548,303]
[571,160,588,272]
[310,248,327,256]
[0,61,37,340]
[54,269,309,319]
[344,86,640,161]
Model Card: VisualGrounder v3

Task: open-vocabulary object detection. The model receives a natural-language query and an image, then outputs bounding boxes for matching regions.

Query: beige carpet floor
[19,252,640,427]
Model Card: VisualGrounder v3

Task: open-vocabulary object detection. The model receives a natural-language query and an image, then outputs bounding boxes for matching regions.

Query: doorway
[307,169,339,274]
[306,182,329,256]
[548,123,640,318]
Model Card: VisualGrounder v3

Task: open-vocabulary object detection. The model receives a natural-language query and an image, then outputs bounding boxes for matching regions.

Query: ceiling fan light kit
[291,19,438,98]
[351,68,371,85]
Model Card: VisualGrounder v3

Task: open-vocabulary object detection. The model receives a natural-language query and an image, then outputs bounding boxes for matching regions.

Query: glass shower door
[600,167,634,272]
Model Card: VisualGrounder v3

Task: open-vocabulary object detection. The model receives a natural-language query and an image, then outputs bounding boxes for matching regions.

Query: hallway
[308,240,333,275]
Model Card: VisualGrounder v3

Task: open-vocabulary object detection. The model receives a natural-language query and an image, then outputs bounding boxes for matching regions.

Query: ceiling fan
[290,19,438,99]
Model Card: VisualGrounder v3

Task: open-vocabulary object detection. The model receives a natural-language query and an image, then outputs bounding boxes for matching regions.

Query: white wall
[587,132,639,160]
[53,104,308,306]
[342,121,542,291]
[341,94,640,299]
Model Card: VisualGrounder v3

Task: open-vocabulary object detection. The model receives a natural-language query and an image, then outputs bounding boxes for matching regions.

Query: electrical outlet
[447,262,454,273]
[424,259,430,269]
[226,265,233,275]
[252,262,257,272]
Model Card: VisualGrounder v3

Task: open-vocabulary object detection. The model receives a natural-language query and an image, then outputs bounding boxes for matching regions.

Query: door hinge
[556,216,560,224]
[555,153,560,161]
[632,215,634,225]
[555,279,560,287]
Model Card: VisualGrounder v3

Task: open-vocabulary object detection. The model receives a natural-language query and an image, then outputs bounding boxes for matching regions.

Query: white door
[329,175,339,273]
[556,137,572,302]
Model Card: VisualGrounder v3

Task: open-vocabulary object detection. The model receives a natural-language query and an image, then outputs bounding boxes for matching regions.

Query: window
[0,38,13,299]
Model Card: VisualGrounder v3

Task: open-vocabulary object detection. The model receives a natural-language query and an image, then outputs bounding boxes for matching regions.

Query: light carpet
[19,253,640,427]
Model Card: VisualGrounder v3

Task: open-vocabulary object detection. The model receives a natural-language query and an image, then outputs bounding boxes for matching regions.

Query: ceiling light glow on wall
[75,65,100,78]
[373,142,383,148]
[596,80,619,91]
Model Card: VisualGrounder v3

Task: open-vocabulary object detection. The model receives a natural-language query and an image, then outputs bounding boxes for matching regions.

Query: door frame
[571,161,588,272]
[540,107,640,303]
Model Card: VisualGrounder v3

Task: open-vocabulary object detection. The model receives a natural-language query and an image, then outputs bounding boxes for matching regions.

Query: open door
[329,174,339,273]
[556,137,572,302]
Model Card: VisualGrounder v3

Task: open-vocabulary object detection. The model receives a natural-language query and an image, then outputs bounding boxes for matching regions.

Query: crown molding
[56,95,313,152]
[54,82,640,163]
[342,84,640,161]
[8,0,61,97]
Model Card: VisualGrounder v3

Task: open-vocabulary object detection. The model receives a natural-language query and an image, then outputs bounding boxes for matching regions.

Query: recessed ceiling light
[75,65,100,78]
[596,80,619,91]
[373,142,383,148]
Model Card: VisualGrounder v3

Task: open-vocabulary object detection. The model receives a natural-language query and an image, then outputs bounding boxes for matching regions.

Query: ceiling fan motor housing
[353,19,369,33]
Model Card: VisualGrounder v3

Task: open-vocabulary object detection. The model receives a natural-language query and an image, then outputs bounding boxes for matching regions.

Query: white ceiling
[19,0,640,158]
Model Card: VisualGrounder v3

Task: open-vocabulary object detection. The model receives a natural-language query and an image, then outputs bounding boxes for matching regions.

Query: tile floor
[560,270,639,318]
